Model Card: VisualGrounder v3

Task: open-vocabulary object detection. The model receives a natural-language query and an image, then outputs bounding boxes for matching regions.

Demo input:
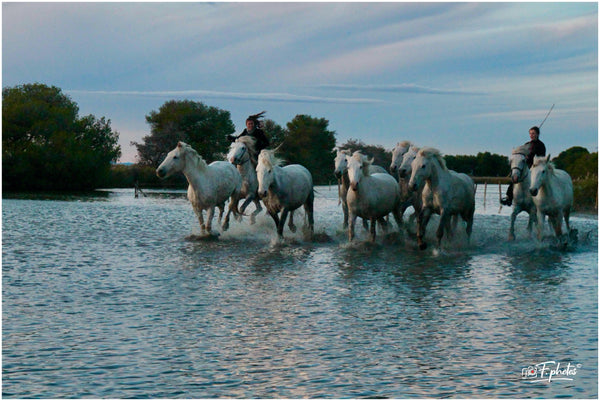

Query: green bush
[573,176,598,212]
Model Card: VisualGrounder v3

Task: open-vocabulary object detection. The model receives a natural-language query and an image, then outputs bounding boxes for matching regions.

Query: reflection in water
[2,188,597,398]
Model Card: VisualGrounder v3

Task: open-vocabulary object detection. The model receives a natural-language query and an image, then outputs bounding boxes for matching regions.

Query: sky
[3,2,598,163]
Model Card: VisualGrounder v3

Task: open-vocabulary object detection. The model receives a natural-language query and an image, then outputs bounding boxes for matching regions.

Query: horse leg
[378,216,389,234]
[278,208,290,238]
[552,212,564,237]
[251,198,263,225]
[465,207,474,244]
[349,213,358,242]
[564,207,571,232]
[509,206,520,241]
[239,196,253,217]
[362,218,369,232]
[268,210,280,232]
[217,203,224,224]
[288,210,297,233]
[369,218,377,242]
[392,207,403,232]
[206,207,215,234]
[222,202,236,231]
[195,208,206,233]
[436,211,450,248]
[342,199,349,229]
[304,190,314,238]
[417,208,433,250]
[536,210,545,240]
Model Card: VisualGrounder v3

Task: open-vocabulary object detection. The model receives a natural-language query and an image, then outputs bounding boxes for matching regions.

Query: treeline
[3,83,121,190]
[3,83,597,211]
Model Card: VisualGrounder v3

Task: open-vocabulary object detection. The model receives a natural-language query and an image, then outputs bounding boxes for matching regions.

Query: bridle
[510,153,528,183]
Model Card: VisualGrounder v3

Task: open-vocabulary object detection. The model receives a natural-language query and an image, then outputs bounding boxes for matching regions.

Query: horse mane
[351,151,374,175]
[418,147,448,171]
[179,142,208,170]
[237,135,257,155]
[512,144,530,156]
[258,149,284,169]
[532,155,555,173]
[339,149,352,156]
[396,140,412,150]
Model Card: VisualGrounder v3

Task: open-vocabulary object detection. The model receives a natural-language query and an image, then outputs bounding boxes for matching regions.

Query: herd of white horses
[155,137,574,249]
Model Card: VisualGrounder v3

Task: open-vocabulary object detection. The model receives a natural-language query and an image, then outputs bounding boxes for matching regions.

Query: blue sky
[3,2,598,163]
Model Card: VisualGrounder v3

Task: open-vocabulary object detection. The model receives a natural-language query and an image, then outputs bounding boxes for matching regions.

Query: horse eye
[173,156,179,160]
[421,164,425,169]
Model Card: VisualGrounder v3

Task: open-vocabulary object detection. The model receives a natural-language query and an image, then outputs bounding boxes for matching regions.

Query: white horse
[408,147,475,250]
[256,149,314,239]
[396,144,423,223]
[156,142,242,234]
[389,141,412,175]
[334,149,387,229]
[508,145,538,241]
[529,155,573,241]
[346,152,402,242]
[227,136,263,224]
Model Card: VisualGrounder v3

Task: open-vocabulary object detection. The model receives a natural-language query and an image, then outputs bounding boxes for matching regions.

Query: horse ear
[546,154,551,161]
[177,142,183,148]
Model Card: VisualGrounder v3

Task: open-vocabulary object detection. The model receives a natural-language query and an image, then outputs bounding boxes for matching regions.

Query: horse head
[529,154,551,197]
[333,149,351,179]
[156,141,188,179]
[346,152,373,191]
[398,145,419,179]
[510,145,530,184]
[256,149,282,198]
[390,141,411,173]
[409,147,443,191]
[228,137,255,166]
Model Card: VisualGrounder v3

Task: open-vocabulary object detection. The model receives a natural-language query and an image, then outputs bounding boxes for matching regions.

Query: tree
[262,119,286,148]
[553,146,590,171]
[338,138,392,170]
[133,100,234,167]
[2,83,121,190]
[445,152,509,176]
[279,115,336,185]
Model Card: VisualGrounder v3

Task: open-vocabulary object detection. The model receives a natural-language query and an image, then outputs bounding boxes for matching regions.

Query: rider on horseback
[501,126,546,206]
[227,111,270,160]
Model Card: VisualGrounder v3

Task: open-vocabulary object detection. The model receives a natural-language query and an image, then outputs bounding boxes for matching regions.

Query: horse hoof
[508,234,515,241]
[419,242,427,250]
[289,225,297,233]
[250,216,256,225]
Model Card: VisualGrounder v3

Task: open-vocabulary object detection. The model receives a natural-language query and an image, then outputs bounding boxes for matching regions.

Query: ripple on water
[2,189,597,398]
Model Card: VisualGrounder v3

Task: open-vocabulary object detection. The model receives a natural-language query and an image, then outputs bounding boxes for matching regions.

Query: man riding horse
[501,126,546,206]
[227,111,270,161]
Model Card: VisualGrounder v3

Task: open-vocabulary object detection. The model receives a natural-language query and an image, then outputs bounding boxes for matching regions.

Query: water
[3,186,598,398]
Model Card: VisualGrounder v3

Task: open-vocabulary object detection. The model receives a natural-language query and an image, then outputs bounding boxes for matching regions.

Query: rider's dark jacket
[525,139,546,167]
[233,128,270,154]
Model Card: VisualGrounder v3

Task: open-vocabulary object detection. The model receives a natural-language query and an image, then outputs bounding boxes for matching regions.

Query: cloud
[316,83,486,96]
[65,89,383,105]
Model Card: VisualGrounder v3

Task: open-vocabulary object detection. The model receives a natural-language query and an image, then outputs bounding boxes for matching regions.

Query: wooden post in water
[483,182,487,210]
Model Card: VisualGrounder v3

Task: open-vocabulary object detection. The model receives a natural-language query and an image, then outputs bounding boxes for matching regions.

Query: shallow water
[3,186,598,398]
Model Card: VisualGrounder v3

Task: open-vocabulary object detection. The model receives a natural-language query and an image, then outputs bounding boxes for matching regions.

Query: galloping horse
[529,155,573,241]
[256,149,314,239]
[156,142,242,234]
[397,144,423,224]
[409,147,475,249]
[334,149,387,229]
[346,152,402,242]
[508,145,537,241]
[227,136,263,224]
